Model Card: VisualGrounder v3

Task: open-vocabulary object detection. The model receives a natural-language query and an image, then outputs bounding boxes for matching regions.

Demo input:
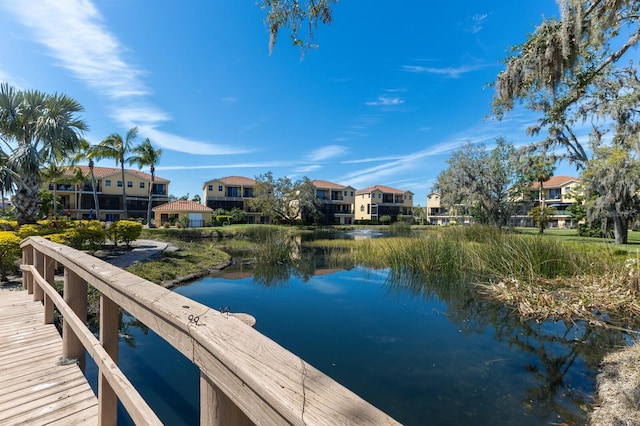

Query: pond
[88,239,634,425]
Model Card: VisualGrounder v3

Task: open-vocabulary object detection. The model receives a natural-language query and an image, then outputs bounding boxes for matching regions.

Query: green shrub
[0,232,21,280]
[107,220,142,248]
[64,222,106,251]
[0,220,17,231]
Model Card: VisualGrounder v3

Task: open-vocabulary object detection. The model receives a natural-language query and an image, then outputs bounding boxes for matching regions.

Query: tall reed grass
[309,226,612,285]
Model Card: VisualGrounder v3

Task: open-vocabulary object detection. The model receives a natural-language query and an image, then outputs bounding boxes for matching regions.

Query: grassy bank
[309,226,640,327]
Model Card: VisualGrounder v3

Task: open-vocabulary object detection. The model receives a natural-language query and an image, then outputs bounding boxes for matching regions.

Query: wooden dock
[0,286,98,426]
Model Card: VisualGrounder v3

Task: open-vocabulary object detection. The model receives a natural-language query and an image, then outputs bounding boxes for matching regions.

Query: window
[127,181,133,188]
[218,185,223,192]
[564,186,571,193]
[208,185,213,191]
[343,191,347,196]
[360,205,364,212]
[350,191,354,196]
[105,180,111,187]
[117,181,123,188]
[378,193,381,198]
[140,182,145,189]
[368,194,370,198]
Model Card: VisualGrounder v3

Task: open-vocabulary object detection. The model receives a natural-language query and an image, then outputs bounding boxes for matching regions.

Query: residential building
[427,176,582,228]
[312,180,356,225]
[354,185,413,222]
[510,175,581,229]
[152,200,213,227]
[202,176,264,223]
[45,166,169,221]
[425,192,473,225]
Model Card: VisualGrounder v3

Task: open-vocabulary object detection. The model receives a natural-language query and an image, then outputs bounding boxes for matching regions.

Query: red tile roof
[63,165,169,183]
[312,179,351,190]
[152,200,213,212]
[356,184,413,195]
[203,176,256,187]
[531,175,579,189]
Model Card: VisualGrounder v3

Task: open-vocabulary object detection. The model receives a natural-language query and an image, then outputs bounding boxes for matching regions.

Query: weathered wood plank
[0,289,98,426]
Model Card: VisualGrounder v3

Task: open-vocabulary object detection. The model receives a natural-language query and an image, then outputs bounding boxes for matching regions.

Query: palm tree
[67,166,85,220]
[129,138,162,227]
[0,149,16,216]
[71,139,100,220]
[94,127,139,220]
[41,162,65,217]
[0,83,87,225]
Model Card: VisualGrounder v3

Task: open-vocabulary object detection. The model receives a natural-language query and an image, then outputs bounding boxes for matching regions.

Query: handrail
[21,236,399,425]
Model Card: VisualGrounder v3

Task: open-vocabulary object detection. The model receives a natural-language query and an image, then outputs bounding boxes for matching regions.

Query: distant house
[511,175,581,229]
[312,180,356,225]
[42,165,169,221]
[202,176,265,224]
[425,192,472,226]
[152,200,213,227]
[354,185,413,222]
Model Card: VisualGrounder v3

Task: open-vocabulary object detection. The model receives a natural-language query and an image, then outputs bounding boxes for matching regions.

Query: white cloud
[307,144,348,161]
[5,0,147,99]
[137,125,253,156]
[402,63,486,78]
[467,13,488,34]
[3,0,246,156]
[295,165,322,173]
[366,95,405,107]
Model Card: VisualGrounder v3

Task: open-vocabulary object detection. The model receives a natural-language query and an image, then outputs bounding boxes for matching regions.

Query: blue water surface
[83,262,620,425]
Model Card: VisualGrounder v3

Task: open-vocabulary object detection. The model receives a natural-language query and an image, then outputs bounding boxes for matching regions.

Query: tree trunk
[613,215,628,244]
[89,163,100,220]
[14,174,40,225]
[146,172,154,227]
[120,162,127,219]
[539,180,545,234]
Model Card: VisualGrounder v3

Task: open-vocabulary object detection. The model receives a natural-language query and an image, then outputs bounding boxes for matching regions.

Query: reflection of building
[45,166,169,221]
[312,180,356,225]
[202,176,265,224]
[354,185,414,222]
[425,192,472,225]
[510,176,580,229]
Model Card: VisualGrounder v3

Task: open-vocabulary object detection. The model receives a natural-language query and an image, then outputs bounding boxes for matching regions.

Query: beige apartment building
[425,192,472,225]
[354,185,414,222]
[45,165,169,221]
[426,176,581,228]
[511,175,581,228]
[312,180,356,225]
[202,176,264,223]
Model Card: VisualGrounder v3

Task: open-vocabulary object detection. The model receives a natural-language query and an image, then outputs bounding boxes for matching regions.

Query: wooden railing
[20,236,399,425]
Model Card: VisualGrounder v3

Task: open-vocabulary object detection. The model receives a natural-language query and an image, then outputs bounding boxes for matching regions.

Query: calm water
[85,254,635,426]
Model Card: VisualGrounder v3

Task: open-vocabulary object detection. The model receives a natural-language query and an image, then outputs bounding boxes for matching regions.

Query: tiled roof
[356,184,412,195]
[203,176,256,187]
[312,179,348,190]
[531,175,579,189]
[63,165,169,183]
[152,200,213,212]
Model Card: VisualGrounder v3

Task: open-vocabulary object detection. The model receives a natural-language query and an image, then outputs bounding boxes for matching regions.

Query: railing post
[33,248,44,302]
[98,295,119,426]
[62,268,87,372]
[43,256,56,324]
[22,244,33,294]
[200,375,253,426]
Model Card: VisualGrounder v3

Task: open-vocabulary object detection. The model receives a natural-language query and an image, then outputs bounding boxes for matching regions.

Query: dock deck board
[0,286,98,426]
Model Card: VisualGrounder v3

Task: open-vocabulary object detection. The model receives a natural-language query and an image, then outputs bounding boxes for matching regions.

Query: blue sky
[0,0,572,204]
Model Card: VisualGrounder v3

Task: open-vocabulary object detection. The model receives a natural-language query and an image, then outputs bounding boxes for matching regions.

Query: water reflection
[110,242,636,425]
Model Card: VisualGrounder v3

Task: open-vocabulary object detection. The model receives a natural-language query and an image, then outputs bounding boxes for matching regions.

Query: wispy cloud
[2,0,246,156]
[402,63,486,78]
[307,145,348,161]
[466,13,488,34]
[295,165,322,173]
[366,95,405,107]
